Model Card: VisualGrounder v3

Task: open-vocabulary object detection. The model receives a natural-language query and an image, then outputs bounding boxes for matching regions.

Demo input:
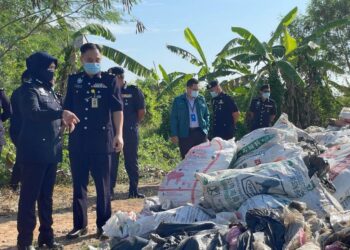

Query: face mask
[262,92,270,99]
[84,63,101,75]
[38,69,54,84]
[210,91,218,98]
[191,90,199,98]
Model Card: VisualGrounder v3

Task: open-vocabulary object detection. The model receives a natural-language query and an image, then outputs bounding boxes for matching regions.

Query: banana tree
[155,64,193,100]
[166,27,250,83]
[57,23,152,93]
[216,6,349,127]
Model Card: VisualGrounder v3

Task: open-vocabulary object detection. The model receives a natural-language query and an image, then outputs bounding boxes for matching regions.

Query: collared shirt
[249,96,277,131]
[64,71,123,154]
[211,92,239,139]
[121,83,145,127]
[187,96,199,128]
[17,79,63,163]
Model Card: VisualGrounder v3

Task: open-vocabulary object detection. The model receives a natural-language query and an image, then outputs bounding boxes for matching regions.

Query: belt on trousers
[189,127,201,131]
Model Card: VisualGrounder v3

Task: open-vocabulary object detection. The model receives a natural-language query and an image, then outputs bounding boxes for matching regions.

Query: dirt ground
[0,183,159,250]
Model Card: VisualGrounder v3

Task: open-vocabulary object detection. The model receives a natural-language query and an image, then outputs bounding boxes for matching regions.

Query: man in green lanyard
[170,78,210,159]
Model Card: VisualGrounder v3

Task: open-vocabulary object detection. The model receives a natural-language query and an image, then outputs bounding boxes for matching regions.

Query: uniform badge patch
[38,87,48,96]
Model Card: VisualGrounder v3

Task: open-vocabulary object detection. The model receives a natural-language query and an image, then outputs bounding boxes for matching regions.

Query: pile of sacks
[102,112,350,250]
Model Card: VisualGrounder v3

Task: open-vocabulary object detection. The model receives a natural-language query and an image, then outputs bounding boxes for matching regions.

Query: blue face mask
[191,90,199,98]
[262,92,270,99]
[210,91,218,98]
[84,63,101,75]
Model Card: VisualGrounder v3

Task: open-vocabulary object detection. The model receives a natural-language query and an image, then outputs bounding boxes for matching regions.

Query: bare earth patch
[0,182,159,250]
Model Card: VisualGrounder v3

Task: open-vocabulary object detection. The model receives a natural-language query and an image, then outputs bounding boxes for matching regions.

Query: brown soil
[0,183,159,250]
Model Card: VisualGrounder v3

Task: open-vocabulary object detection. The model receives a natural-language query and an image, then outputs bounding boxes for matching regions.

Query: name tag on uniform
[191,114,197,122]
[91,98,98,108]
[122,94,132,98]
[92,83,107,88]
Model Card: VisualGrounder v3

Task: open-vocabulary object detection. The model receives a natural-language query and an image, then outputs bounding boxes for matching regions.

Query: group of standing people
[0,42,278,249]
[2,43,146,250]
[170,79,277,158]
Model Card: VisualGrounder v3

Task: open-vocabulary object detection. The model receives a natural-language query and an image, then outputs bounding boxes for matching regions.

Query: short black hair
[108,67,124,76]
[186,78,199,88]
[260,84,270,91]
[80,43,102,54]
[207,79,219,90]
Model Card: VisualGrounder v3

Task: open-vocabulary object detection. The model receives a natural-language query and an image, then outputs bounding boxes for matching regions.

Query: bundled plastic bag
[237,195,291,221]
[339,107,350,123]
[158,138,237,208]
[232,143,304,169]
[103,205,212,238]
[321,144,350,205]
[273,113,311,140]
[310,130,350,147]
[197,157,312,212]
[236,127,298,160]
[297,177,343,217]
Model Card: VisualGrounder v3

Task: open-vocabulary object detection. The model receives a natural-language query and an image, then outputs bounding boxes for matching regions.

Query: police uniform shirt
[64,71,123,154]
[17,79,63,164]
[249,97,277,130]
[121,83,145,127]
[212,92,239,133]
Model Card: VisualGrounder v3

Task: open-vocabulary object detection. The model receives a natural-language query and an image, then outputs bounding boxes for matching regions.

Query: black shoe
[128,191,145,199]
[96,228,109,240]
[66,227,88,240]
[17,245,36,250]
[38,240,63,249]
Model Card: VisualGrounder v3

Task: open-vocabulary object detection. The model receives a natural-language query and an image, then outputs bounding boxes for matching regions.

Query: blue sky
[89,0,309,81]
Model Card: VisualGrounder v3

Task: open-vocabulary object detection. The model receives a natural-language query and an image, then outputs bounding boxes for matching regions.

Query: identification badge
[91,98,98,108]
[191,114,197,122]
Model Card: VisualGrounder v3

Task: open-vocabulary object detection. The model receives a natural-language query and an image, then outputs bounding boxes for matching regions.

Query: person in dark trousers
[207,79,240,140]
[64,43,124,240]
[108,67,146,199]
[170,78,210,159]
[0,86,12,153]
[246,84,277,131]
[16,52,79,250]
[9,70,31,191]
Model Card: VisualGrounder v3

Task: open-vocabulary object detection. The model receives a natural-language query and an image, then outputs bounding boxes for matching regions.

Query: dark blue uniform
[110,83,145,196]
[0,88,12,150]
[211,92,239,140]
[249,97,277,131]
[64,71,123,231]
[9,84,25,190]
[17,78,63,247]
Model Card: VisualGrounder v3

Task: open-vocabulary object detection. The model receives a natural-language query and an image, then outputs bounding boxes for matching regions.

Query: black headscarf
[26,52,58,85]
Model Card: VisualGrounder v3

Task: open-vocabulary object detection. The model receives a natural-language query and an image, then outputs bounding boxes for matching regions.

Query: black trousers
[10,161,22,188]
[178,128,207,159]
[69,153,112,229]
[17,163,57,246]
[110,126,139,194]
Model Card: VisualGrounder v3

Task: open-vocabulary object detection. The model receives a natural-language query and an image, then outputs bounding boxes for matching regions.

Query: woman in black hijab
[16,52,79,250]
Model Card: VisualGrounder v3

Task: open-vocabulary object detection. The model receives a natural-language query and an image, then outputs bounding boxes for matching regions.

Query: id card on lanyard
[187,99,197,122]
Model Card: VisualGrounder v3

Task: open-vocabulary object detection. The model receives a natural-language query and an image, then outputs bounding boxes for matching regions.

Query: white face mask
[210,91,218,98]
[262,92,270,99]
[191,90,199,98]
